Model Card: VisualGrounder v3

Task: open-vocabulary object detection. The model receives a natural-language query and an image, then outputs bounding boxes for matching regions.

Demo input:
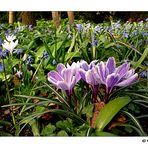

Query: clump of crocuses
[47,57,138,104]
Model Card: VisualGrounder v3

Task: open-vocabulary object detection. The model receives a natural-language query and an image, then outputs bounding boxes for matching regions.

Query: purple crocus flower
[48,62,81,97]
[96,57,138,95]
[79,60,98,84]
[79,60,100,103]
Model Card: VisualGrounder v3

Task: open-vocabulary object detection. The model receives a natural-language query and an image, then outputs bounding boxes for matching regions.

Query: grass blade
[122,110,147,136]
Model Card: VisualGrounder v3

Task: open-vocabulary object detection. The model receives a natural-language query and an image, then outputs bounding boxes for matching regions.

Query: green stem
[2,59,16,126]
[20,59,43,115]
[92,46,96,60]
[31,58,43,82]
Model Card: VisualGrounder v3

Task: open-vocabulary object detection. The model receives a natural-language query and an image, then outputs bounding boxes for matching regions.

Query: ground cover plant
[0,18,148,136]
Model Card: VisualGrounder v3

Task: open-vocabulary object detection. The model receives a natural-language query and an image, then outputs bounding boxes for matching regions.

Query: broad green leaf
[35,46,46,62]
[65,51,81,62]
[50,41,64,57]
[95,97,131,131]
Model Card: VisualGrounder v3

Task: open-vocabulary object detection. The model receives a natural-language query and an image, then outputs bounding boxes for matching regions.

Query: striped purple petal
[106,57,116,74]
[48,71,63,82]
[79,69,86,81]
[116,73,138,87]
[57,81,69,90]
[116,63,130,78]
[57,63,65,74]
[98,61,106,83]
[106,73,119,94]
[80,60,89,71]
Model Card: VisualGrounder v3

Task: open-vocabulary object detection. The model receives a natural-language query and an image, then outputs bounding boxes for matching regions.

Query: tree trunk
[21,12,35,26]
[67,11,74,24]
[9,11,14,24]
[52,11,61,28]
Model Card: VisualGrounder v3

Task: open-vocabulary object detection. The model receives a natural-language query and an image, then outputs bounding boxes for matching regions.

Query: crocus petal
[92,67,101,84]
[70,76,77,91]
[116,63,130,78]
[80,60,89,71]
[97,61,106,83]
[79,69,86,81]
[71,61,80,73]
[106,57,116,74]
[75,71,81,83]
[47,77,58,86]
[57,63,66,74]
[48,71,63,82]
[106,73,119,93]
[57,81,69,90]
[124,69,135,78]
[85,69,100,86]
[62,68,74,84]
[85,70,95,85]
[116,73,138,87]
[89,60,97,69]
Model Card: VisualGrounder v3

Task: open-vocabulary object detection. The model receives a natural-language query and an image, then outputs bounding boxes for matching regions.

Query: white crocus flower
[2,35,18,54]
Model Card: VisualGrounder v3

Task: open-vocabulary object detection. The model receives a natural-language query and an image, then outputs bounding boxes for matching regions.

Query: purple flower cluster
[47,57,138,103]
[76,24,83,33]
[48,62,81,97]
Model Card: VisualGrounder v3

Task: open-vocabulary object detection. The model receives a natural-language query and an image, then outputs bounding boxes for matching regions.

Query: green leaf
[29,119,40,136]
[67,32,77,53]
[35,46,46,62]
[41,123,56,136]
[11,59,20,67]
[65,51,81,62]
[56,118,73,132]
[57,130,68,136]
[133,46,148,69]
[50,41,64,57]
[95,96,131,131]
[82,104,93,118]
[104,42,115,49]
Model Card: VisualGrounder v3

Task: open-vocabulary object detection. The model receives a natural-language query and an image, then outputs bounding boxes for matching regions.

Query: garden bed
[0,19,148,136]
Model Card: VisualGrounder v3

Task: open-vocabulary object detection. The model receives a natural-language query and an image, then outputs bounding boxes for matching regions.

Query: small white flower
[15,70,22,78]
[2,35,18,54]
